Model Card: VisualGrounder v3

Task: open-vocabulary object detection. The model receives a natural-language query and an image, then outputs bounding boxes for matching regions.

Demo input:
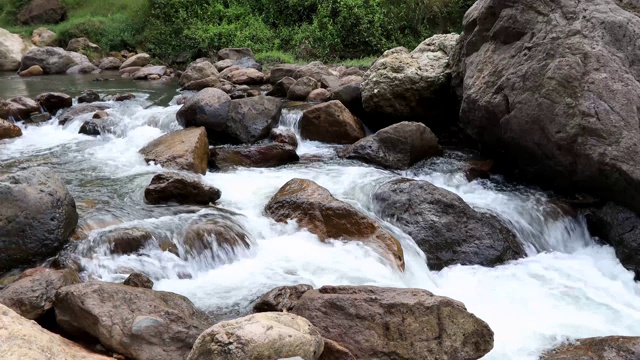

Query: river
[1,72,640,359]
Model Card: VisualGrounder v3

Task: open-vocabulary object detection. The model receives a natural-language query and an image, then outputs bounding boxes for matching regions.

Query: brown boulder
[58,103,110,125]
[269,128,298,148]
[144,172,221,205]
[266,76,296,97]
[270,64,302,84]
[182,216,251,260]
[210,143,299,170]
[299,100,365,144]
[320,339,356,360]
[96,228,153,255]
[123,273,154,289]
[0,119,22,139]
[218,47,254,61]
[542,336,640,360]
[35,92,72,115]
[0,96,40,120]
[17,0,67,25]
[287,76,318,101]
[98,57,122,70]
[18,65,43,77]
[294,62,334,82]
[139,127,209,175]
[119,53,150,70]
[226,68,265,85]
[307,88,330,102]
[265,178,404,270]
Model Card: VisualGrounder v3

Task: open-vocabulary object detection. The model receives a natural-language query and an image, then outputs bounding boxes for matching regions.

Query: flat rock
[139,127,209,175]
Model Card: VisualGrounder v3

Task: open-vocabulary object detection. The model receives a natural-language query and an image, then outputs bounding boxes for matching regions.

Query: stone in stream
[78,90,100,103]
[0,268,79,320]
[341,122,440,170]
[144,172,221,205]
[187,312,324,360]
[28,111,51,123]
[541,336,640,360]
[254,285,494,360]
[372,178,525,270]
[139,127,209,175]
[119,53,151,70]
[299,100,365,144]
[18,64,44,77]
[0,168,78,273]
[18,46,75,74]
[132,65,167,80]
[176,87,231,138]
[267,76,296,97]
[330,83,363,118]
[218,47,255,61]
[0,303,110,360]
[287,76,319,101]
[54,282,211,360]
[96,227,154,255]
[77,119,103,135]
[183,216,251,259]
[17,0,67,25]
[253,284,313,313]
[66,62,99,74]
[103,93,135,102]
[270,64,302,84]
[209,143,299,170]
[58,103,110,125]
[35,92,72,115]
[0,96,40,120]
[98,56,122,70]
[123,273,154,289]
[0,28,33,72]
[265,178,404,271]
[0,119,22,139]
[179,60,220,91]
[66,37,101,53]
[269,128,298,148]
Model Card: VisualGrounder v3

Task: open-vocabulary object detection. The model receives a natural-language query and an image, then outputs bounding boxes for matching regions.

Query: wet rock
[133,65,166,80]
[372,178,525,270]
[93,110,108,119]
[183,216,250,259]
[179,61,220,91]
[214,59,235,72]
[31,27,56,46]
[0,303,110,359]
[294,62,333,82]
[139,127,210,175]
[98,57,122,70]
[270,64,302,84]
[123,273,154,289]
[66,37,100,53]
[35,92,72,115]
[18,64,43,77]
[176,87,231,136]
[79,118,109,135]
[17,0,67,25]
[78,90,100,104]
[0,96,40,120]
[269,128,298,148]
[0,168,78,272]
[66,62,99,74]
[0,119,22,139]
[187,312,324,360]
[224,96,282,144]
[97,228,153,255]
[254,285,494,360]
[307,88,330,102]
[119,53,151,70]
[0,28,33,71]
[103,93,135,102]
[19,46,74,74]
[265,178,404,270]
[210,143,299,170]
[144,172,221,205]
[330,83,363,117]
[0,268,79,320]
[58,103,110,125]
[299,100,365,144]
[541,336,640,360]
[341,122,439,170]
[54,282,211,360]
[320,339,356,360]
[465,160,494,182]
[226,68,265,85]
[28,111,51,123]
[253,284,313,313]
[266,76,296,97]
[218,47,254,61]
[287,76,318,101]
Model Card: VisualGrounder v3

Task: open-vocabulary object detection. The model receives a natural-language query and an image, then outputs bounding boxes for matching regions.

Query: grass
[334,56,378,69]
[254,51,300,65]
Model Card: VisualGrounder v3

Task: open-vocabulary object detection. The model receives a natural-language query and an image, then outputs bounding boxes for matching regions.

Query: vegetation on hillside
[0,0,475,64]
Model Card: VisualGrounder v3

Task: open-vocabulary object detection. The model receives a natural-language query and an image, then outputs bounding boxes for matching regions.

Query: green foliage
[255,51,299,65]
[0,0,30,26]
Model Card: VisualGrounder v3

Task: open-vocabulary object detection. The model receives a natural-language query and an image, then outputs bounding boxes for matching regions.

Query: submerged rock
[139,127,209,175]
[0,96,40,121]
[144,172,221,205]
[299,101,365,144]
[77,90,100,104]
[35,92,72,115]
[182,216,251,260]
[96,227,153,255]
[542,336,640,360]
[18,65,43,77]
[210,143,299,170]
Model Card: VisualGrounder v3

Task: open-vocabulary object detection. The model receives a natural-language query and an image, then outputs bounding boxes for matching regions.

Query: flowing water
[2,74,640,359]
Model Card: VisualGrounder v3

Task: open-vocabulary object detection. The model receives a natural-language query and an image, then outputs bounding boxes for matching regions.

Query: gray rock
[18,46,74,74]
[218,47,254,61]
[144,172,221,205]
[58,103,110,125]
[270,64,302,84]
[119,53,151,70]
[287,77,318,101]
[176,87,231,139]
[233,56,262,71]
[267,76,296,97]
[66,37,100,52]
[299,101,365,144]
[66,63,99,74]
[224,96,282,144]
[179,61,220,91]
[210,143,299,170]
[132,65,166,80]
[123,273,154,289]
[98,57,122,70]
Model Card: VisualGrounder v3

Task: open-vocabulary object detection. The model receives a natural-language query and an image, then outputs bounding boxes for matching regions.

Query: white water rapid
[2,92,640,360]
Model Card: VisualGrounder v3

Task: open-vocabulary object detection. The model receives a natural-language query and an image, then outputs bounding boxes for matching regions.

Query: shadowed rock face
[452,0,640,214]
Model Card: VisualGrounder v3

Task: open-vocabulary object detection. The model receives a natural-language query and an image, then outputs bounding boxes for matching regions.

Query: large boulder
[119,53,151,70]
[225,68,265,85]
[19,46,74,74]
[139,127,209,175]
[0,28,33,71]
[35,92,72,115]
[266,76,296,97]
[179,60,220,90]
[342,122,440,169]
[176,87,231,138]
[299,100,365,144]
[144,172,221,205]
[362,34,459,128]
[187,312,324,360]
[98,56,122,70]
[287,76,318,101]
[0,268,79,320]
[293,62,334,82]
[542,336,640,360]
[66,37,100,53]
[218,47,254,61]
[452,0,640,214]
[210,143,299,170]
[254,285,494,360]
[0,119,22,139]
[54,282,211,360]
[17,0,67,25]
[31,27,56,46]
[0,168,78,272]
[58,103,110,125]
[330,83,364,118]
[0,304,109,360]
[372,178,525,270]
[132,65,166,80]
[0,96,40,120]
[18,64,43,77]
[270,64,302,84]
[265,178,405,270]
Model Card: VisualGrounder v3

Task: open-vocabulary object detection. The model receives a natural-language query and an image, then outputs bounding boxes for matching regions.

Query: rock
[93,110,108,119]
[541,336,640,360]
[451,0,640,214]
[176,87,231,136]
[585,203,640,280]
[223,96,282,144]
[17,0,67,25]
[79,118,110,135]
[265,179,404,270]
[372,178,525,270]
[182,216,251,258]
[253,284,313,313]
[103,93,135,102]
[66,37,100,52]
[0,268,79,320]
[338,75,363,86]
[54,282,211,360]
[218,47,255,61]
[319,339,356,360]
[144,172,221,205]
[307,88,330,102]
[210,143,299,170]
[187,312,324,360]
[66,63,99,74]
[98,56,122,70]
[219,65,242,81]
[28,112,51,123]
[299,101,365,144]
[119,53,151,70]
[362,34,458,127]
[342,67,364,77]
[18,64,43,77]
[31,27,56,46]
[330,83,363,117]
[0,168,78,272]
[233,57,262,71]
[0,303,110,359]
[287,76,318,101]
[139,127,209,175]
[123,273,154,289]
[133,65,166,80]
[293,62,333,82]
[254,285,494,360]
[67,50,90,65]
[342,122,439,169]
[465,160,494,182]
[19,46,74,74]
[266,76,296,97]
[119,66,141,76]
[226,68,265,85]
[319,75,340,90]
[269,128,298,148]
[58,104,110,125]
[148,74,161,80]
[78,90,100,103]
[214,59,235,72]
[0,119,22,139]
[97,228,153,255]
[35,92,72,115]
[0,96,40,121]
[0,28,33,71]
[270,64,302,84]
[179,61,220,91]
